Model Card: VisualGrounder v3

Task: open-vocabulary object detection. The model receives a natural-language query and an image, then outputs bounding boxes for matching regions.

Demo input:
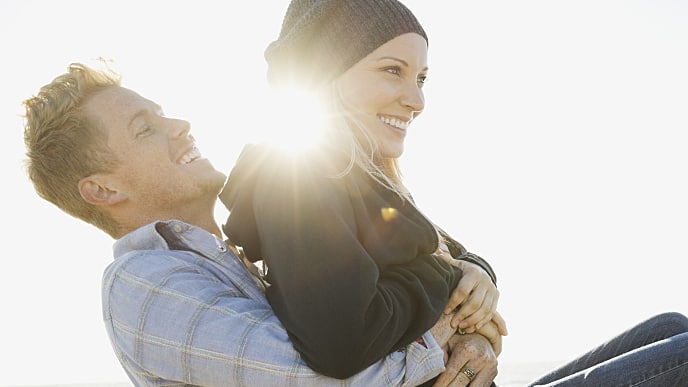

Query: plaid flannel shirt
[102,220,445,386]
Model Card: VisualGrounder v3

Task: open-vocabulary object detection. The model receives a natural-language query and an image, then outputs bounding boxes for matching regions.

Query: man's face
[82,86,226,217]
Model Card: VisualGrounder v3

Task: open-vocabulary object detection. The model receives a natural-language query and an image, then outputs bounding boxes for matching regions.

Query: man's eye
[418,74,428,85]
[136,126,153,137]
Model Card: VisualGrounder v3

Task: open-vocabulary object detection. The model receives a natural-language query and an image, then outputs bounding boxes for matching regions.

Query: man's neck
[117,210,222,239]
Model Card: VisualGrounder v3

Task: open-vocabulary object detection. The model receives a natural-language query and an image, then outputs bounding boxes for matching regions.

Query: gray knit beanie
[265,0,427,88]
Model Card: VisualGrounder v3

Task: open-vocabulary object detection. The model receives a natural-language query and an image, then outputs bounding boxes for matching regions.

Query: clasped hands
[430,257,508,386]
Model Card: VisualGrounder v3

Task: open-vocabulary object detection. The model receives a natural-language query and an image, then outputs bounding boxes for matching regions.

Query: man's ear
[78,175,128,206]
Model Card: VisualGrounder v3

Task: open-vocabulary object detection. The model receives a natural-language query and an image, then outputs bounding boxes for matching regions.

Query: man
[23,63,499,386]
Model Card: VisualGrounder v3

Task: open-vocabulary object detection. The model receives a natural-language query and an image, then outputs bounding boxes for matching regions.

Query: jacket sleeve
[438,228,497,285]
[102,251,447,386]
[224,153,461,379]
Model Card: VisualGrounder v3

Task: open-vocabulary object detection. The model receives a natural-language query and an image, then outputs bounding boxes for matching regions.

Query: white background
[1,1,686,385]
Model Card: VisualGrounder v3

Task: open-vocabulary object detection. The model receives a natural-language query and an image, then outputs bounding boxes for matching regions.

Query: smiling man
[22,62,493,386]
[77,86,225,240]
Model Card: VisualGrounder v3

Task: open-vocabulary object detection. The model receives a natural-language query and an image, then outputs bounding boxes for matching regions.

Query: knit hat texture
[265,0,427,88]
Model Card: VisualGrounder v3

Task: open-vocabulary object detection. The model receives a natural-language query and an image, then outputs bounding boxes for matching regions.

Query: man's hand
[429,311,458,351]
[433,334,498,387]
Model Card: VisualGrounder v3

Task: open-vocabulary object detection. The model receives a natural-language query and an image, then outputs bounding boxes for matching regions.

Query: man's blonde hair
[23,62,122,237]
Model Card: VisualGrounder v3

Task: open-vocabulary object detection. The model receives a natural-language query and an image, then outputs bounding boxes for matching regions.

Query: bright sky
[2,1,687,385]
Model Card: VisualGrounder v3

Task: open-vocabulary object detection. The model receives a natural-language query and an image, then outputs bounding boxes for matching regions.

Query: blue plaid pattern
[102,220,444,386]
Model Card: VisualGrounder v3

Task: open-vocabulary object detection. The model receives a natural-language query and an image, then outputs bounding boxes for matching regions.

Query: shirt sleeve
[231,159,461,379]
[102,251,446,386]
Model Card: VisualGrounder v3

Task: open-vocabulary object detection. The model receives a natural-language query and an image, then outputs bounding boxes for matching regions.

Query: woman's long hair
[321,81,412,202]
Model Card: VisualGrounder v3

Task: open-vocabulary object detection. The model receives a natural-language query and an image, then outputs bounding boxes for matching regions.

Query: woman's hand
[443,260,506,336]
[433,333,498,387]
[473,312,504,356]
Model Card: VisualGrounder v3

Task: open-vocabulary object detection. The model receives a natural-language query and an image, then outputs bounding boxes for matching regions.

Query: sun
[256,86,329,155]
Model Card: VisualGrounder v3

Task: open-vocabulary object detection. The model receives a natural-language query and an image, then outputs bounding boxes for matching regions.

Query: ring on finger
[461,367,476,380]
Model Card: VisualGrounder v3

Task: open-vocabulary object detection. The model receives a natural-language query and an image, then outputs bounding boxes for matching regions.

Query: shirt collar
[113,220,227,262]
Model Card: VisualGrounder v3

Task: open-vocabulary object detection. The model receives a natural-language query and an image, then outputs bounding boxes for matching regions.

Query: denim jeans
[527,312,688,386]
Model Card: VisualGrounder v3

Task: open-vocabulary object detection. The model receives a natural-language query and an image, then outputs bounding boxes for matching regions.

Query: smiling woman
[219,1,504,384]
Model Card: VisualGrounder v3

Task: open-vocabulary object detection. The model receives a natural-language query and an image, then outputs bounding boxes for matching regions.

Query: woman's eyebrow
[376,56,408,66]
[375,56,428,72]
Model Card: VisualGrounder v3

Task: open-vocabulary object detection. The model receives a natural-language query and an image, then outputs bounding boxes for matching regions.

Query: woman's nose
[401,83,424,117]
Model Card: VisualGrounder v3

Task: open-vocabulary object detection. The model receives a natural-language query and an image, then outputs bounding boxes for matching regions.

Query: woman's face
[336,32,428,158]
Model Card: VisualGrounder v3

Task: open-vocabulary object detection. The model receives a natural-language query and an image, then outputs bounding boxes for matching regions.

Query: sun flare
[257,87,329,155]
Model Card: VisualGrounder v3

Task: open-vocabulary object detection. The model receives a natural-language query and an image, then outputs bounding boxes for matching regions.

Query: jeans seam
[630,360,688,386]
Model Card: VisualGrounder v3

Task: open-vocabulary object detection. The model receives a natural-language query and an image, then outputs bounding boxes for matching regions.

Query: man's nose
[167,118,191,139]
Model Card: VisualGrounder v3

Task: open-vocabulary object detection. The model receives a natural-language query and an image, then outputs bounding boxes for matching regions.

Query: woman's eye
[384,66,401,76]
[418,74,428,85]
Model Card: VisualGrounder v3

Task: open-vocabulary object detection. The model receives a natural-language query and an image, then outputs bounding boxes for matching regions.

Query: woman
[220,0,506,381]
[220,1,688,386]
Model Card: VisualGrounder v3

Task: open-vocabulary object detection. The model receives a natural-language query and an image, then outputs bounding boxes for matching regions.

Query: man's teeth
[179,147,201,164]
[379,116,409,130]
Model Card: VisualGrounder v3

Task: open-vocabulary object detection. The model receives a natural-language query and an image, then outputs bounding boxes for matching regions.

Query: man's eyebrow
[127,103,163,130]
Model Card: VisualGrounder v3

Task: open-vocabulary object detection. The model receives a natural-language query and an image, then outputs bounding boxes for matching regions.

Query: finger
[474,312,494,332]
[434,367,470,387]
[445,281,474,314]
[446,372,469,387]
[472,293,498,331]
[475,320,499,343]
[483,326,502,356]
[454,287,490,329]
[451,364,497,387]
[452,285,483,322]
[492,311,509,336]
[491,334,502,357]
[432,347,469,387]
[472,321,501,356]
[455,310,491,334]
[469,366,498,387]
[453,365,478,387]
[443,366,474,387]
[433,360,469,387]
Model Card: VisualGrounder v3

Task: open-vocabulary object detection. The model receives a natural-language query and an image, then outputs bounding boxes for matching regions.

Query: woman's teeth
[379,116,409,130]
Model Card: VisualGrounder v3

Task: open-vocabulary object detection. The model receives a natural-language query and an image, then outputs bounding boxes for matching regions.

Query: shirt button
[173,224,183,233]
[218,245,227,252]
[390,350,404,361]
